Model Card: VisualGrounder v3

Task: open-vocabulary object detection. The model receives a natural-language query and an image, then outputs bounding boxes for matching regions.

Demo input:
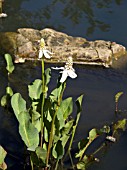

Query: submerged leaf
[4,54,15,74]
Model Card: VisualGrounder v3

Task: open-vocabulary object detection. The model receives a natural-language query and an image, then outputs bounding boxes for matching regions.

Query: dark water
[1,0,127,169]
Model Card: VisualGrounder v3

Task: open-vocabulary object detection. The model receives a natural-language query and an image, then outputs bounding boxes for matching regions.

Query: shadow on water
[0,0,127,169]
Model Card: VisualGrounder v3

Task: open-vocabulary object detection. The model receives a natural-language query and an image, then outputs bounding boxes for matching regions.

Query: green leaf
[113,119,127,135]
[76,129,98,160]
[52,140,64,159]
[36,147,47,164]
[11,93,26,121]
[28,79,42,100]
[77,155,90,170]
[88,128,97,141]
[0,146,7,170]
[115,92,123,103]
[0,146,7,164]
[45,68,51,86]
[4,54,15,74]
[18,111,39,151]
[50,83,66,102]
[6,87,13,96]
[31,110,41,132]
[1,95,7,107]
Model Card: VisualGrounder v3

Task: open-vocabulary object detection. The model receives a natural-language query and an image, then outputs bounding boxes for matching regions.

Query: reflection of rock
[0,28,126,67]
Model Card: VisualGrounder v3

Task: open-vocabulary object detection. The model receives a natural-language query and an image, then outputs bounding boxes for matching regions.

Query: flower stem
[40,58,46,147]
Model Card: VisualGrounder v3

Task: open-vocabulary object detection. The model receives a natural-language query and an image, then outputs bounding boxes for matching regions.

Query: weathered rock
[0,28,126,67]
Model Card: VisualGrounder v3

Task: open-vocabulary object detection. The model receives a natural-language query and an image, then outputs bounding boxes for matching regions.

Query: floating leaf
[18,111,39,151]
[4,54,15,74]
[115,92,123,103]
[11,93,26,121]
[28,79,42,100]
[113,119,127,135]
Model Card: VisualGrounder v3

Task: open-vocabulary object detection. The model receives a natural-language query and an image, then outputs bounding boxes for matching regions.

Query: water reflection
[1,0,125,37]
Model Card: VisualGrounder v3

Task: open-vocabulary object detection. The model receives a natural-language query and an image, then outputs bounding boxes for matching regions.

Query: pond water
[1,0,127,169]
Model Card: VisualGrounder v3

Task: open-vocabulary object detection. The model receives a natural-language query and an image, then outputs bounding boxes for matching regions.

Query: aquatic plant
[1,42,127,170]
[1,40,83,169]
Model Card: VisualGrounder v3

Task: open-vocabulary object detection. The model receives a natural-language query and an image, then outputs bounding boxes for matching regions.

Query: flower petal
[60,70,68,83]
[51,67,64,70]
[38,49,43,59]
[68,69,77,79]
[43,49,53,59]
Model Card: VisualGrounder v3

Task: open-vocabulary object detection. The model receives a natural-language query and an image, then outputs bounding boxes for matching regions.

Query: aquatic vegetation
[1,41,83,169]
[1,41,127,170]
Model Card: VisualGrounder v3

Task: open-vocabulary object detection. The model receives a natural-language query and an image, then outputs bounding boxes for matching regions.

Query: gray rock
[0,28,126,67]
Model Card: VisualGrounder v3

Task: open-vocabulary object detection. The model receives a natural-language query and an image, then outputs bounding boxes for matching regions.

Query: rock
[0,28,126,67]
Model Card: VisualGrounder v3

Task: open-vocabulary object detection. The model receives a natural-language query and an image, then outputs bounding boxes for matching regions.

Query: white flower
[52,56,77,83]
[39,49,53,59]
[38,38,53,59]
[0,13,7,18]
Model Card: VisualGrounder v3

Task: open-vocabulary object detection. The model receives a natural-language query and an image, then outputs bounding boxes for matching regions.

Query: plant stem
[46,83,66,167]
[69,151,74,170]
[54,159,59,170]
[40,58,46,147]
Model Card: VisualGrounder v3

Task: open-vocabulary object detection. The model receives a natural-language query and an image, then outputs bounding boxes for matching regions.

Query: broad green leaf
[31,110,41,132]
[113,119,127,135]
[11,93,26,121]
[52,140,64,159]
[28,79,42,100]
[11,93,26,119]
[0,146,7,164]
[50,83,66,102]
[36,147,47,164]
[115,92,123,103]
[4,54,15,74]
[18,111,39,151]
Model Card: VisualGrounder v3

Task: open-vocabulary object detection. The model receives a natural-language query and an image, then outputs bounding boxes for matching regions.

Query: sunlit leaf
[88,128,97,141]
[11,93,27,121]
[77,155,92,170]
[31,110,41,132]
[4,54,15,74]
[28,79,42,100]
[0,145,7,170]
[0,146,7,164]
[1,95,7,107]
[113,119,127,135]
[6,87,13,96]
[18,111,39,151]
